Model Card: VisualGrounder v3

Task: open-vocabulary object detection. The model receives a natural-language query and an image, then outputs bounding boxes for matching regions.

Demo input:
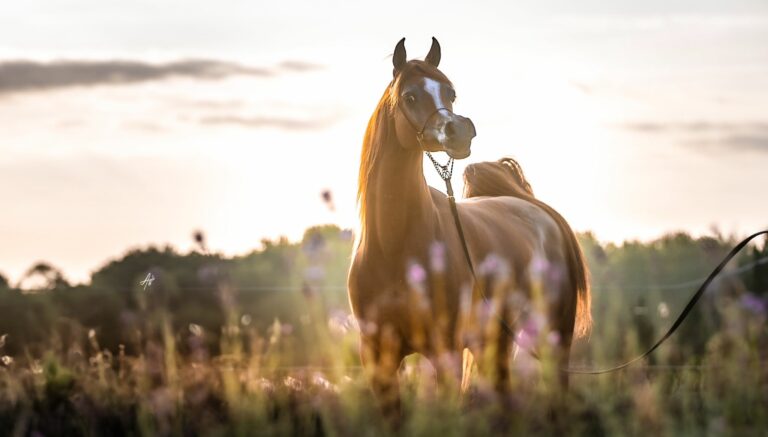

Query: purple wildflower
[476,299,496,327]
[340,229,354,241]
[430,241,446,273]
[407,262,427,286]
[530,254,550,277]
[741,293,767,316]
[304,265,325,282]
[479,253,510,279]
[547,331,561,346]
[515,312,547,350]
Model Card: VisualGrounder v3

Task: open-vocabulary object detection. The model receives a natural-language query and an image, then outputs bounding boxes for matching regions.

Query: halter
[397,102,457,191]
[395,99,476,290]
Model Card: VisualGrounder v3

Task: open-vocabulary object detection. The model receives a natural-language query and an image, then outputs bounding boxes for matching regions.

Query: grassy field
[0,285,766,436]
[1,230,767,435]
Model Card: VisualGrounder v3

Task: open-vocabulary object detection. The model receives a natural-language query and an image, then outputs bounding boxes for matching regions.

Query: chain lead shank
[426,152,454,193]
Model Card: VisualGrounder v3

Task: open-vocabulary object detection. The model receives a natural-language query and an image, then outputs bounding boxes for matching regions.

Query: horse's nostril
[445,121,456,137]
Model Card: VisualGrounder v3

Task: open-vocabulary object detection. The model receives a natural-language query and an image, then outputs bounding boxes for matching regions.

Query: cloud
[620,121,768,133]
[121,120,166,133]
[686,134,768,153]
[569,81,594,95]
[176,98,246,110]
[619,120,768,152]
[278,60,324,72]
[0,58,320,94]
[198,115,334,131]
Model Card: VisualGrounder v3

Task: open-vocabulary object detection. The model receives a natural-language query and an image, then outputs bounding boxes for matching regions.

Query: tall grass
[1,229,766,435]
[0,278,765,436]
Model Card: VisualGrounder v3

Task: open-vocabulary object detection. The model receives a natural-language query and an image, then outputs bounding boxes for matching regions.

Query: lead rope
[426,152,472,274]
[428,151,768,374]
[428,152,527,367]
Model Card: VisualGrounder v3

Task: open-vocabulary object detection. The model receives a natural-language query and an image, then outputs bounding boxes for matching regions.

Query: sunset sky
[1,0,767,284]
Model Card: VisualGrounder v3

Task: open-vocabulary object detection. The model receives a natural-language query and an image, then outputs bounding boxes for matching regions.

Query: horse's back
[455,195,564,258]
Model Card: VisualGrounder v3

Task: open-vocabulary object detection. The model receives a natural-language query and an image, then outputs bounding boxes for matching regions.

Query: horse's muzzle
[444,116,476,159]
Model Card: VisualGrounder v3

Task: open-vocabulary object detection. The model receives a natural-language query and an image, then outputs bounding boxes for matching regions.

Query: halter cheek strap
[415,107,451,142]
[396,102,456,185]
[397,99,454,145]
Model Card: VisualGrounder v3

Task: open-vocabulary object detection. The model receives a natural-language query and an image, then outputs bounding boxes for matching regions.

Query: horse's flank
[463,158,592,337]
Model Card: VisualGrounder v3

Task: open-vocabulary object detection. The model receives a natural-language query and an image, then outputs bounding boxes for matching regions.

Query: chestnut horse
[347,37,591,416]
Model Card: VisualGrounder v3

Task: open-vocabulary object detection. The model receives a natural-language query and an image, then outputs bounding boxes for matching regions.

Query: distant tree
[193,230,208,254]
[91,245,219,291]
[744,235,768,296]
[2,224,761,365]
[577,232,609,285]
[17,262,69,291]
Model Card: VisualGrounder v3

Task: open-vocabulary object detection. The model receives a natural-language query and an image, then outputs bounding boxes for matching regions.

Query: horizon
[2,0,768,285]
[2,223,758,288]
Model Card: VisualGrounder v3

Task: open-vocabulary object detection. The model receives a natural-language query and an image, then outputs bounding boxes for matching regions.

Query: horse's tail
[463,157,592,337]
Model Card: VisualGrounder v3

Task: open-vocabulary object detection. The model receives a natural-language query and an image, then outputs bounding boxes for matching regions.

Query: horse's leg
[554,329,573,391]
[472,321,514,395]
[493,326,513,394]
[550,294,576,392]
[360,326,405,424]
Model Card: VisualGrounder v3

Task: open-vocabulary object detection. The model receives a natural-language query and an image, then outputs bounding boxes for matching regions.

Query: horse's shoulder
[428,186,448,205]
[348,244,396,289]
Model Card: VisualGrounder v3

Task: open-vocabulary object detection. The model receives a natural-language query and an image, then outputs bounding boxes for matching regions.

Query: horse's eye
[404,93,416,105]
[449,90,457,103]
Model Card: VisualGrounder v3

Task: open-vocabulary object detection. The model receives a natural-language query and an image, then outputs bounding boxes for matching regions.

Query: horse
[347,37,591,417]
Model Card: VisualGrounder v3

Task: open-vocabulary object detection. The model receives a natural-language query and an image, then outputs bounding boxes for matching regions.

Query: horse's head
[390,37,476,159]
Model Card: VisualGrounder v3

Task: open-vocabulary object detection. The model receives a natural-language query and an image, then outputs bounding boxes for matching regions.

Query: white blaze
[422,78,448,143]
[422,77,446,108]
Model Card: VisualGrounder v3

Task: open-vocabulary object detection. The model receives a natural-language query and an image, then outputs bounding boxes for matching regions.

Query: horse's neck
[364,139,436,259]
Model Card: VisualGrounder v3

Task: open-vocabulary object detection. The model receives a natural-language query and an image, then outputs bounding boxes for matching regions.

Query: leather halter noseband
[403,106,453,146]
[396,100,457,184]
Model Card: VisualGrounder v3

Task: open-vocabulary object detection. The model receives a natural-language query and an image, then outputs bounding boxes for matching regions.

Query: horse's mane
[464,158,593,337]
[357,61,452,230]
[356,88,390,230]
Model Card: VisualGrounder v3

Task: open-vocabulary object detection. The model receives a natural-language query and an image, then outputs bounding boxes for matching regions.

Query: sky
[1,0,767,285]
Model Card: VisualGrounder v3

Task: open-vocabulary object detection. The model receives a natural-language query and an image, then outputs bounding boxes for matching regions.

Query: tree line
[0,226,765,363]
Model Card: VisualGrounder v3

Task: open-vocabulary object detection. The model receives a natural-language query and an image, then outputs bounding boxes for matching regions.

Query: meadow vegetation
[0,226,766,435]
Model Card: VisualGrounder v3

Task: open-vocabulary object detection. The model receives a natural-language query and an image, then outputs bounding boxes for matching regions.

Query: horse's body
[348,38,590,416]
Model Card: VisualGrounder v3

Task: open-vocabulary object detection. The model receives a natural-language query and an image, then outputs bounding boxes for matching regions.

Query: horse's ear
[393,37,407,76]
[425,37,441,67]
